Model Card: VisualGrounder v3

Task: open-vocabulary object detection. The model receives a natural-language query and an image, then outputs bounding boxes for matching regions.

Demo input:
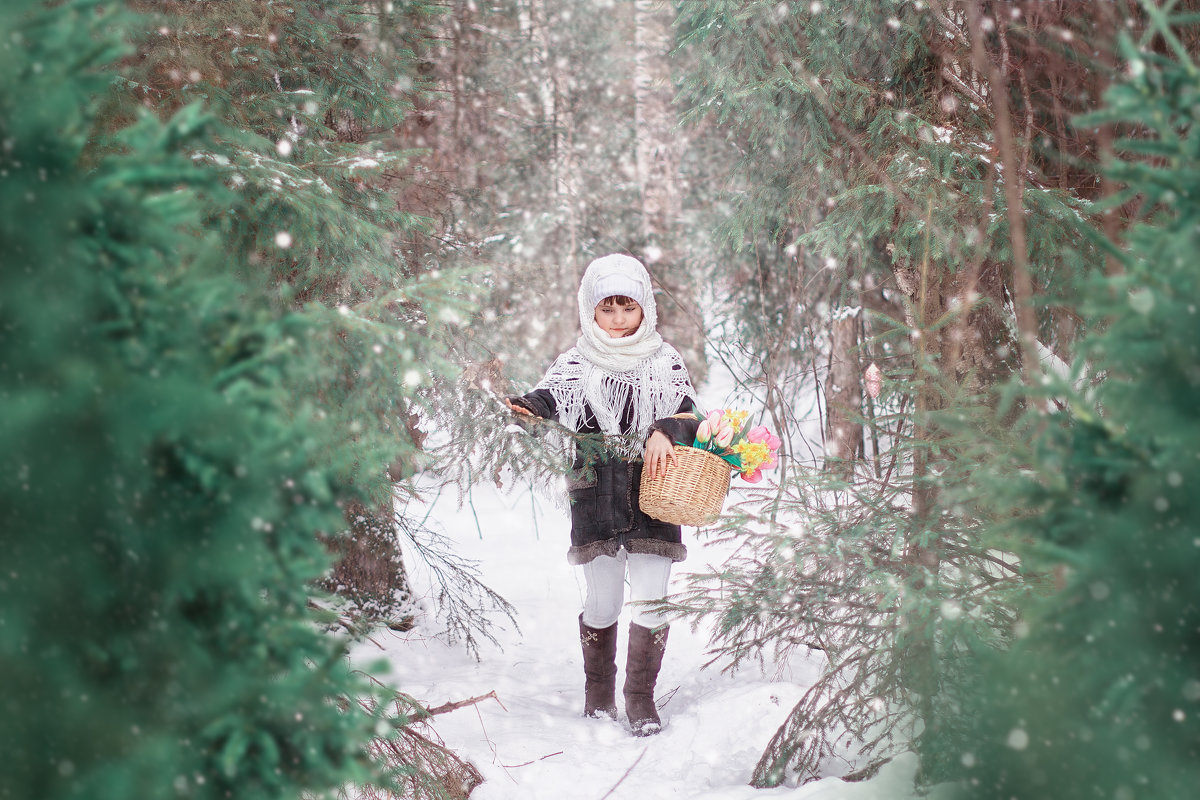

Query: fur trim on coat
[567,537,687,566]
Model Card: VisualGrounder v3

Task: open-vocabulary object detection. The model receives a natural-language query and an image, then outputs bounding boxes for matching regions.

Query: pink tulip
[706,410,724,427]
[714,422,734,448]
[695,419,712,444]
[742,468,763,483]
[763,452,778,470]
[766,433,781,450]
[747,425,769,443]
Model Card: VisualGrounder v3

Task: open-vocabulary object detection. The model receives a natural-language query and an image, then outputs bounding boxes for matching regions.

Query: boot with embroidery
[579,614,618,719]
[624,622,669,736]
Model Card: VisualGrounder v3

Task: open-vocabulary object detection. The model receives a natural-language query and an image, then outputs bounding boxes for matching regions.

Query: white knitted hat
[591,272,646,308]
[583,254,652,311]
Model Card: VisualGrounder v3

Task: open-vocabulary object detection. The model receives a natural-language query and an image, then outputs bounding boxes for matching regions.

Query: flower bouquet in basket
[639,409,781,526]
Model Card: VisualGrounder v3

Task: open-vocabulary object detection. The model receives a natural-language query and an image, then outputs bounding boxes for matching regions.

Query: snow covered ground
[358,475,924,800]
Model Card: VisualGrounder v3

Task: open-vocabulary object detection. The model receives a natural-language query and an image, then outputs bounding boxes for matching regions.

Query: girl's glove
[504,397,535,416]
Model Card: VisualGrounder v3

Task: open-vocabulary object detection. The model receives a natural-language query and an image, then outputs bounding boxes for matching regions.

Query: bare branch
[425,690,505,717]
[597,748,648,800]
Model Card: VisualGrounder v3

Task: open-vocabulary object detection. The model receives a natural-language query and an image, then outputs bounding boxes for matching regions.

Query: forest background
[2,0,1197,799]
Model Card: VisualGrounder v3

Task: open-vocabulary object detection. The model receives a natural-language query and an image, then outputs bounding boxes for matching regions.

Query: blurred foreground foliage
[666,0,1200,793]
[952,21,1200,798]
[0,1,485,798]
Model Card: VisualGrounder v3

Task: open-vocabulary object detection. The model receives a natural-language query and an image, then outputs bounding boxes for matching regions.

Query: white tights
[580,549,673,630]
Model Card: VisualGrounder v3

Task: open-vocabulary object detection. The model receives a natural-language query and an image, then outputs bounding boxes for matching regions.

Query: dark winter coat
[508,389,700,565]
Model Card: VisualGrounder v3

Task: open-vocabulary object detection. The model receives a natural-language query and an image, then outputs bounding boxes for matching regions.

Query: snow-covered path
[357,477,922,799]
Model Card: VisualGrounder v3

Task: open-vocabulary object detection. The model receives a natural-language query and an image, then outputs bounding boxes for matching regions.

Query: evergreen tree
[956,13,1200,798]
[106,0,520,640]
[114,0,457,497]
[664,0,1123,787]
[0,2,457,797]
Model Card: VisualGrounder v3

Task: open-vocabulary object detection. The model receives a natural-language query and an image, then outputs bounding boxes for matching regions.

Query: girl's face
[594,298,644,338]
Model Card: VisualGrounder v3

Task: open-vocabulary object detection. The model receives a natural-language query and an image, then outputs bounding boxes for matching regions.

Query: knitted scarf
[536,254,695,442]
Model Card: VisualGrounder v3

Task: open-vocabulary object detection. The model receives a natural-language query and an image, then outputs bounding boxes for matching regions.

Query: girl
[505,253,700,737]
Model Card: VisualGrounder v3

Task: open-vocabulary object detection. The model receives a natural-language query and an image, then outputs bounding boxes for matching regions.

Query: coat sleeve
[506,388,558,421]
[647,396,700,447]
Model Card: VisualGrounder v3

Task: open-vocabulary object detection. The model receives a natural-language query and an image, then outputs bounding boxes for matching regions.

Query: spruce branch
[393,506,519,658]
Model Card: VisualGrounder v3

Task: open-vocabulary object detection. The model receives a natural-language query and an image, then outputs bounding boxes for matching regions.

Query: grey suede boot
[579,615,618,719]
[624,622,669,736]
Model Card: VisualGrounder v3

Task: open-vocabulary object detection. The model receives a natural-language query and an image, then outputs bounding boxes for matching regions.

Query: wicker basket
[639,445,733,527]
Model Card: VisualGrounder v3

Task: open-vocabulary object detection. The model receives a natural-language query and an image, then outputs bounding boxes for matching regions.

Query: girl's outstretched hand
[644,430,677,480]
[504,398,535,416]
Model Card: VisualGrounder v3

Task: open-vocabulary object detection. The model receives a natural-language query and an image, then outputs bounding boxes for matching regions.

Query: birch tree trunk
[634,0,706,382]
[521,0,581,348]
[513,0,583,347]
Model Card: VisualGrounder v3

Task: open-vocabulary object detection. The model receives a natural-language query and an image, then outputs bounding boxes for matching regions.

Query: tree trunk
[894,250,945,781]
[824,309,863,476]
[320,500,413,624]
[633,0,706,382]
[964,0,1042,405]
[523,0,581,348]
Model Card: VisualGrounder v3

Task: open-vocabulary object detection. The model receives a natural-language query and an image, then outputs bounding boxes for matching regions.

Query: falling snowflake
[1006,728,1029,750]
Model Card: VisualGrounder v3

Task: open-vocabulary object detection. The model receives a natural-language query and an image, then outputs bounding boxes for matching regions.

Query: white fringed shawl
[535,254,695,442]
